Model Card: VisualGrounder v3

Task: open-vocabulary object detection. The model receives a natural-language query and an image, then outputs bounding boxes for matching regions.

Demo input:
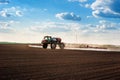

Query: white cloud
[69,0,120,18]
[0,26,14,33]
[56,12,81,21]
[0,21,19,33]
[29,20,120,34]
[0,10,11,17]
[0,7,23,17]
[91,0,120,18]
[79,3,91,8]
[29,21,81,33]
[16,11,23,17]
[84,20,120,33]
[97,20,119,31]
[85,3,90,8]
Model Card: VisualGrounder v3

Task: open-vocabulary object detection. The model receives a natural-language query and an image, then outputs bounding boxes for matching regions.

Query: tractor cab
[43,36,52,42]
[41,36,52,44]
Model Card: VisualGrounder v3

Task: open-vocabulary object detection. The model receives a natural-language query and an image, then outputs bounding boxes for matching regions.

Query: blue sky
[0,0,120,45]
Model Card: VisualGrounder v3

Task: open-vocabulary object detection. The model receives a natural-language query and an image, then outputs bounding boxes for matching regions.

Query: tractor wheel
[51,43,56,49]
[43,44,48,49]
[59,43,65,49]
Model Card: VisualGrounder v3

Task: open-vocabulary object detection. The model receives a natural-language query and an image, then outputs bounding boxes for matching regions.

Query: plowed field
[0,44,120,80]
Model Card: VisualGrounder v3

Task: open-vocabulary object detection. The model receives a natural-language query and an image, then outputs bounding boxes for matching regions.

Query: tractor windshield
[44,36,52,41]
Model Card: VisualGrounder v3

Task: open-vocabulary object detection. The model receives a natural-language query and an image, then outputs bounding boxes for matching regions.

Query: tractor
[41,36,65,49]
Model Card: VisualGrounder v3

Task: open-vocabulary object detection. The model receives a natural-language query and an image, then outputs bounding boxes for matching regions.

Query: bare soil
[0,44,120,80]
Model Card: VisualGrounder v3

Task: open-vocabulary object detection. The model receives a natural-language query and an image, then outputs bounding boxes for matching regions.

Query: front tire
[43,44,48,49]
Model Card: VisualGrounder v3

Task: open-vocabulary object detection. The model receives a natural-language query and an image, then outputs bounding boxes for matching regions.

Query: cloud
[68,0,87,2]
[16,11,23,17]
[85,20,120,33]
[0,20,19,33]
[56,12,81,21]
[30,20,120,34]
[85,3,91,8]
[86,16,93,18]
[29,21,81,33]
[29,22,67,32]
[0,0,9,4]
[0,11,11,17]
[0,26,14,33]
[91,0,120,18]
[0,7,23,17]
[30,26,69,33]
[0,21,18,33]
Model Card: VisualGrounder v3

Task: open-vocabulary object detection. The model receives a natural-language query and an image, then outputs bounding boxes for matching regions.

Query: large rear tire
[51,43,56,49]
[43,44,48,49]
[59,43,65,49]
